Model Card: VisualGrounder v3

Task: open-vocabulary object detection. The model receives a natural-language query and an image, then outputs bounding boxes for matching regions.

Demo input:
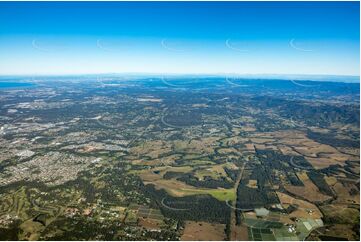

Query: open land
[0,76,359,240]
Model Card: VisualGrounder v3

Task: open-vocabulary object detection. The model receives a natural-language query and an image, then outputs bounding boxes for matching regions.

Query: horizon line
[0,72,359,78]
[0,72,359,84]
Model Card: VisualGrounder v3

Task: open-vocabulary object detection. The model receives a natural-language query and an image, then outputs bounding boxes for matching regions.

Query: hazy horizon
[0,72,359,84]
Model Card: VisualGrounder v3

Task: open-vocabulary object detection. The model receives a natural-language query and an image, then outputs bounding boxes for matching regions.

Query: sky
[0,1,359,76]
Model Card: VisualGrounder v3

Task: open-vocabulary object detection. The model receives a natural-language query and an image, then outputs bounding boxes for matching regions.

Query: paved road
[229,160,248,240]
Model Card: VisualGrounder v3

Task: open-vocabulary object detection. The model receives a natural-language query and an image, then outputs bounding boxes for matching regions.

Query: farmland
[0,76,359,240]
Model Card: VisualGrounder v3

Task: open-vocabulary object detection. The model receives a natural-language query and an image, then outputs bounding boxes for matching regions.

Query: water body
[0,82,34,89]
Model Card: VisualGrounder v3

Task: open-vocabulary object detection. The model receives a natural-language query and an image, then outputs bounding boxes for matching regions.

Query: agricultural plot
[284,172,332,203]
[0,77,359,240]
[136,205,164,220]
[244,217,322,241]
[181,221,226,241]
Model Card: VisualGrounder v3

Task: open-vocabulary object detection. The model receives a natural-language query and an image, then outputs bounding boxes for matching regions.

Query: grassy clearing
[134,162,237,201]
[167,187,236,201]
[207,189,237,201]
[181,221,226,241]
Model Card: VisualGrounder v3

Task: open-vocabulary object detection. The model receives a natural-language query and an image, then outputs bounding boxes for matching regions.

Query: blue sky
[0,1,359,76]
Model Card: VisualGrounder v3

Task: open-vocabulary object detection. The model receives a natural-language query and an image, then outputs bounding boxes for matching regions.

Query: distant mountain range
[0,73,359,83]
